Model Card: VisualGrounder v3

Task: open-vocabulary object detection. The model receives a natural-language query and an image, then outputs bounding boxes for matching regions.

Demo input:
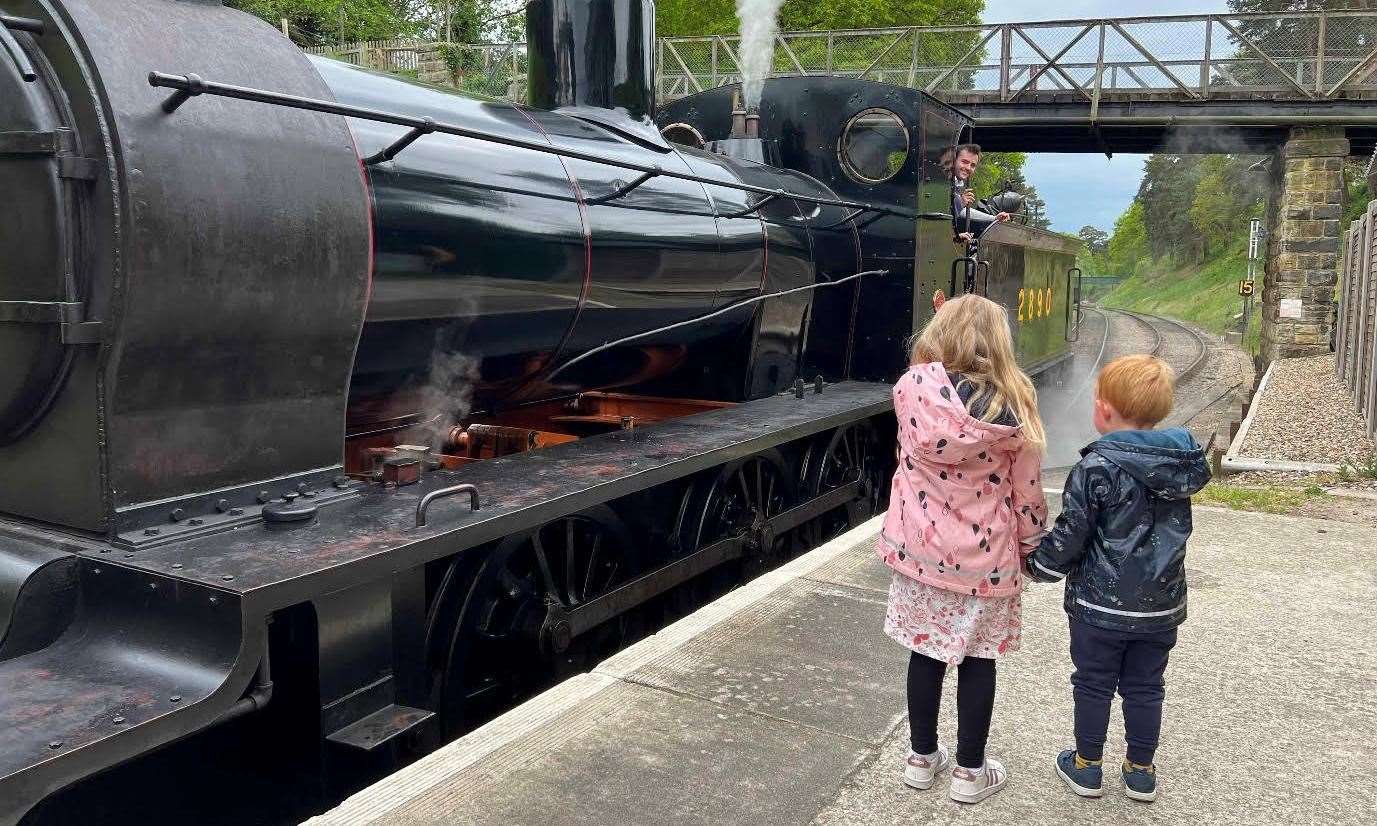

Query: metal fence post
[1201,17,1212,98]
[1315,12,1327,95]
[826,31,834,75]
[908,28,920,88]
[999,25,1012,100]
[711,38,718,88]
[1091,22,1105,120]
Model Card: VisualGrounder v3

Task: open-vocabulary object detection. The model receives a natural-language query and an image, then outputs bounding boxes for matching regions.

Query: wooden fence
[303,38,427,73]
[1337,201,1377,440]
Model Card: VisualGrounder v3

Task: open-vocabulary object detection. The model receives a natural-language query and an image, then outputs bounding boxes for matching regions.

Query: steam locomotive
[0,0,1080,821]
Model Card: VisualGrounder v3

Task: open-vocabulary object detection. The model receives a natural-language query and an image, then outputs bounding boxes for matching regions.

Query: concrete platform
[308,503,1377,825]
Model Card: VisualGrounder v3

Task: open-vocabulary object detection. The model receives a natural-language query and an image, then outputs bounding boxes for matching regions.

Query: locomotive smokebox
[526,0,657,133]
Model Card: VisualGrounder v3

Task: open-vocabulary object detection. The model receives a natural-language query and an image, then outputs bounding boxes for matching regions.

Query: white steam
[735,0,784,111]
[414,333,479,447]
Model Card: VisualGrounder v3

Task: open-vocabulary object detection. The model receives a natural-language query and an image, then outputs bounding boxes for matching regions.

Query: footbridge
[651,11,1377,155]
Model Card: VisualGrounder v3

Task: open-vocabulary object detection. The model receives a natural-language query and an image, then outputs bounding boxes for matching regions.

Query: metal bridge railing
[303,10,1377,106]
[657,11,1377,105]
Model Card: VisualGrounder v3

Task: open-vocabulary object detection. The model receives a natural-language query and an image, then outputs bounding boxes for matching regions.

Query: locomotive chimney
[526,0,657,131]
[708,87,776,165]
[729,89,747,137]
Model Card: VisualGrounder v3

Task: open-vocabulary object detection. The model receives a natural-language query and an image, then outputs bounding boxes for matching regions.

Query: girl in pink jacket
[876,293,1047,804]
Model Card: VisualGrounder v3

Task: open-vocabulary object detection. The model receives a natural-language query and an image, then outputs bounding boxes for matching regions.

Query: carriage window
[839,109,908,184]
[661,123,706,150]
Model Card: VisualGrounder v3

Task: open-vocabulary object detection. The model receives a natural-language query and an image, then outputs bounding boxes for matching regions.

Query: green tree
[226,1,416,44]
[1106,201,1149,276]
[1344,158,1371,233]
[1023,186,1051,230]
[657,0,985,37]
[1138,154,1205,262]
[969,151,1025,200]
[1190,155,1237,254]
[1078,225,1109,255]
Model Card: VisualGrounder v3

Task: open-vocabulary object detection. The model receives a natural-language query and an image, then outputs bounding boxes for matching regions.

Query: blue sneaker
[1055,749,1103,798]
[1122,760,1158,802]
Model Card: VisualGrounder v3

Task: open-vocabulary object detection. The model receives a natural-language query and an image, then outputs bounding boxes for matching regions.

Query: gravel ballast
[1240,354,1377,465]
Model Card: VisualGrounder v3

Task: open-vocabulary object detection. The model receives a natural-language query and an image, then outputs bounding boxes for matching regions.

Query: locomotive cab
[659,80,1084,381]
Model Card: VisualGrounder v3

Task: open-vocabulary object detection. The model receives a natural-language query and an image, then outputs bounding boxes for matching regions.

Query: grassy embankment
[1096,241,1259,354]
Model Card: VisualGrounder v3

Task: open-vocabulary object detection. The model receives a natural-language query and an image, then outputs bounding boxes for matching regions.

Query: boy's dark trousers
[1069,617,1177,766]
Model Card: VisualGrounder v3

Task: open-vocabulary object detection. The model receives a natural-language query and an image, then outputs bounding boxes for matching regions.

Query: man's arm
[1024,461,1103,582]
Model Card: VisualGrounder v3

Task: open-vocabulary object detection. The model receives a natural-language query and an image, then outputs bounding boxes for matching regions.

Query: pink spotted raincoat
[877,362,1047,598]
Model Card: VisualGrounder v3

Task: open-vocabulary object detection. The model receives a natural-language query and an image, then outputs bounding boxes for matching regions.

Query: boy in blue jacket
[1025,354,1210,803]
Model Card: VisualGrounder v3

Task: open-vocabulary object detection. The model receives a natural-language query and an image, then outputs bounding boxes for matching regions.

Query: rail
[309,11,1377,106]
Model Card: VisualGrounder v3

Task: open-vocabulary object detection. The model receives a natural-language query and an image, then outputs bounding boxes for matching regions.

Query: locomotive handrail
[585,170,658,205]
[0,12,44,33]
[416,484,480,528]
[146,71,921,225]
[721,192,778,219]
[361,117,436,165]
[543,268,889,383]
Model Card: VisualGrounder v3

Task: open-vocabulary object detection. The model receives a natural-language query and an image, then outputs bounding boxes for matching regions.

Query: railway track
[1055,306,1231,454]
[1114,308,1210,382]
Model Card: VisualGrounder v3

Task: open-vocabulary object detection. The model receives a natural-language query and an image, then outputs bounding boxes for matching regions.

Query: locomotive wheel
[428,505,634,737]
[805,423,888,541]
[668,450,800,612]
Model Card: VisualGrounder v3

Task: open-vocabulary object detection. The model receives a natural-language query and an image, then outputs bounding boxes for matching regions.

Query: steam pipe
[214,649,273,726]
[544,269,890,383]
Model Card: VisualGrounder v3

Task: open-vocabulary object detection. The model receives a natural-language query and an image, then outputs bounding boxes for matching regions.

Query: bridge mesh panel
[1105,20,1209,92]
[1008,23,1099,94]
[1324,15,1377,91]
[911,29,988,90]
[1214,15,1308,92]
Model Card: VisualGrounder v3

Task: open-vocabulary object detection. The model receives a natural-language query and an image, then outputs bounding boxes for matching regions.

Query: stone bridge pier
[1261,127,1349,363]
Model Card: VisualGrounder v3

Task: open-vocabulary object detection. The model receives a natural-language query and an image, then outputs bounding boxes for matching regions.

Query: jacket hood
[899,364,1025,465]
[1085,426,1210,500]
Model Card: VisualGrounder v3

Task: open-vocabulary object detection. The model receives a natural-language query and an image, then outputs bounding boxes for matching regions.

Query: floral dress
[884,574,1022,665]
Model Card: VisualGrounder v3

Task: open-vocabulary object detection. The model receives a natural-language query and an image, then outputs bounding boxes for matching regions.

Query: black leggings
[907,651,997,769]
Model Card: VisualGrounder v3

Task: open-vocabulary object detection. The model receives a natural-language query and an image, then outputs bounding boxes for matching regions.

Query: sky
[980,0,1232,234]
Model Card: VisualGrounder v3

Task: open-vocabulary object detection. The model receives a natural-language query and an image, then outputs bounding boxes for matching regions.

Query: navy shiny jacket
[1025,427,1211,632]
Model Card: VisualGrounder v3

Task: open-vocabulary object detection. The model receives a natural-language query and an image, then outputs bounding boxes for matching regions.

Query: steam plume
[735,0,784,110]
[414,331,479,447]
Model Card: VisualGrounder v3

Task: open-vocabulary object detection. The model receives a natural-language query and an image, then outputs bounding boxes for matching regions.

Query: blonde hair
[1096,354,1175,425]
[910,294,1045,451]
